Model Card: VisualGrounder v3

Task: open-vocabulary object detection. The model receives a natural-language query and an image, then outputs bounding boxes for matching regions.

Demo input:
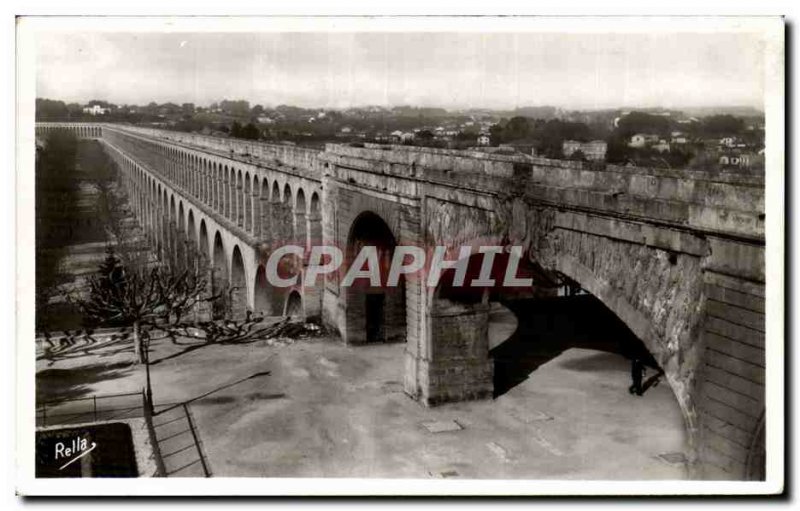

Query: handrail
[182,403,211,477]
[37,391,143,407]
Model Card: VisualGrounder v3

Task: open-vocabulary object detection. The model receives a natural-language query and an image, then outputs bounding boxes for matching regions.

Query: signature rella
[265,244,534,288]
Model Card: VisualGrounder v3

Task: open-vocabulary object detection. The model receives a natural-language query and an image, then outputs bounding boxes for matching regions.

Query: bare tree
[69,252,219,363]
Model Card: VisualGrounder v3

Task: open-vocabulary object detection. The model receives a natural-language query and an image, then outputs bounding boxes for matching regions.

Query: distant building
[256,116,274,124]
[477,134,491,146]
[400,132,415,143]
[719,151,756,169]
[562,140,607,161]
[83,105,108,116]
[719,137,748,149]
[652,140,671,153]
[628,133,659,148]
[671,132,688,144]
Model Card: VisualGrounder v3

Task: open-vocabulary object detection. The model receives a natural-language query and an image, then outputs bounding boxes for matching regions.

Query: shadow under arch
[211,231,229,319]
[550,255,692,430]
[284,290,303,318]
[230,245,247,318]
[480,248,694,458]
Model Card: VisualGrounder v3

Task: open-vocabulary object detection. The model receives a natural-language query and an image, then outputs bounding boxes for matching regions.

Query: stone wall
[422,298,494,405]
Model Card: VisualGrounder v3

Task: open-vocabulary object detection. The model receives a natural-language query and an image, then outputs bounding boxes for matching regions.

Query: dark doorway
[344,211,405,344]
[365,293,386,343]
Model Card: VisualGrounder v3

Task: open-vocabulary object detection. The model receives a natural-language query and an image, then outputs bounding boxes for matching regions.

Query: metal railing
[181,403,211,477]
[37,391,144,428]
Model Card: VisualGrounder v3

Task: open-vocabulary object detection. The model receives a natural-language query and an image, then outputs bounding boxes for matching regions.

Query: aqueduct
[35,122,767,480]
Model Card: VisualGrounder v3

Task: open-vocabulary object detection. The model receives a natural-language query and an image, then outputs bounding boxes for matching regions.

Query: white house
[562,140,608,161]
[477,134,491,146]
[652,140,671,153]
[83,105,108,116]
[628,133,659,148]
[720,152,754,168]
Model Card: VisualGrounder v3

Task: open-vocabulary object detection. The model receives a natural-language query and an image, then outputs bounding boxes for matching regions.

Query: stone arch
[199,219,210,264]
[271,180,281,202]
[177,201,186,234]
[283,182,292,204]
[343,211,405,344]
[295,188,307,248]
[236,169,244,228]
[176,201,187,267]
[200,159,207,204]
[309,192,322,246]
[259,178,271,239]
[244,172,252,232]
[548,253,693,436]
[212,231,229,319]
[251,175,260,236]
[230,245,248,318]
[169,194,177,262]
[285,290,303,318]
[187,209,197,254]
[282,183,293,242]
[212,162,220,211]
[224,165,233,220]
[204,159,211,205]
[160,191,169,259]
[270,181,283,241]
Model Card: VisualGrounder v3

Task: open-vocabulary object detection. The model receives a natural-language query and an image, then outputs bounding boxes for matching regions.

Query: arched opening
[480,256,689,478]
[227,167,234,220]
[230,245,247,318]
[198,219,209,262]
[283,183,294,242]
[187,209,197,266]
[162,193,170,261]
[295,189,307,249]
[259,179,270,239]
[309,192,322,246]
[344,211,404,344]
[176,202,187,269]
[212,231,229,319]
[235,169,243,227]
[271,181,284,241]
[213,163,220,211]
[244,173,252,233]
[285,291,303,319]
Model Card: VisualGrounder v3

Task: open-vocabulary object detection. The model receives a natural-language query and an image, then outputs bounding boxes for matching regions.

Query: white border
[14,15,785,496]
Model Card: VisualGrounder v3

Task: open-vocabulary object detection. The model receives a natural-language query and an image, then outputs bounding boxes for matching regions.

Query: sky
[35,31,767,111]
